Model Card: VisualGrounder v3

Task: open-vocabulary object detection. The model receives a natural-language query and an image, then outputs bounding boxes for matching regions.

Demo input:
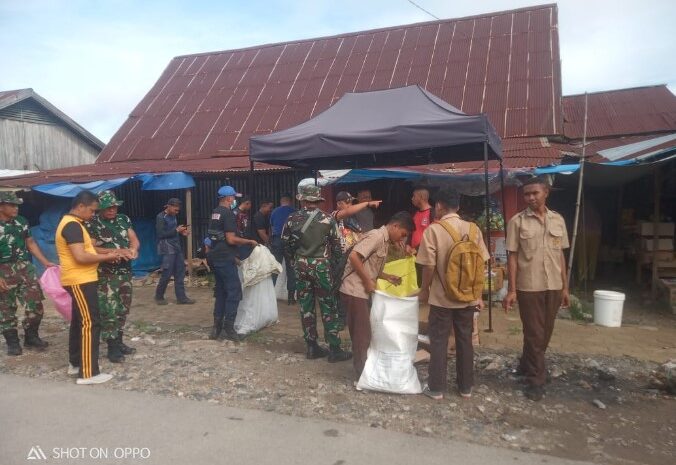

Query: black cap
[165,198,182,207]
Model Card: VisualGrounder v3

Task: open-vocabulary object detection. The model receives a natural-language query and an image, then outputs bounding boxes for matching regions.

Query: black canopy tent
[249,85,504,330]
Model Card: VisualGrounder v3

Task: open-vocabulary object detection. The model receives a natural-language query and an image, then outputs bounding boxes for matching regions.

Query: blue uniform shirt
[270,205,295,236]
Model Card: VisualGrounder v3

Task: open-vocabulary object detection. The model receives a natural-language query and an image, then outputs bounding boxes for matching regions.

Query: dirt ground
[2,282,675,465]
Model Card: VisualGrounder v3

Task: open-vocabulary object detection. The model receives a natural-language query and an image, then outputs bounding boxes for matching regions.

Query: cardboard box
[641,238,674,251]
[638,222,675,237]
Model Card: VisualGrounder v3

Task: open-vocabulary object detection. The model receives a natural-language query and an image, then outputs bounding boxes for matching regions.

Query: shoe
[459,388,473,399]
[524,384,545,401]
[306,341,329,359]
[209,317,224,340]
[2,329,22,356]
[106,339,125,363]
[117,331,136,355]
[177,297,196,305]
[76,373,113,385]
[287,291,297,306]
[155,298,168,306]
[422,384,444,400]
[23,326,48,351]
[327,346,352,363]
[67,364,79,377]
[220,321,241,342]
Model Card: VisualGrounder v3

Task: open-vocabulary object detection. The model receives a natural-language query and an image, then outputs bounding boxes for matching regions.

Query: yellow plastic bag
[377,256,418,297]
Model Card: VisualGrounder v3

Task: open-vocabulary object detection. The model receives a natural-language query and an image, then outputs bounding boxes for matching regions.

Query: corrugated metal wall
[112,170,308,252]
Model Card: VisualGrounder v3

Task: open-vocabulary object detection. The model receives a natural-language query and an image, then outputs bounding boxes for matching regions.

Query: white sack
[235,276,279,335]
[357,290,422,394]
[274,259,288,300]
[241,245,283,288]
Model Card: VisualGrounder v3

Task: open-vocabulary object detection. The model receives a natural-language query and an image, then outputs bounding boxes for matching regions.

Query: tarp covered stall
[30,172,196,276]
[249,85,502,169]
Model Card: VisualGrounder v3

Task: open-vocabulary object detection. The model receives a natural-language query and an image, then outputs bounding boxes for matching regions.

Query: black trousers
[65,281,101,378]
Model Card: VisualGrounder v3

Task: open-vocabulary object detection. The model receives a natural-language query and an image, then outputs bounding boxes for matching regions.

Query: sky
[1,0,674,143]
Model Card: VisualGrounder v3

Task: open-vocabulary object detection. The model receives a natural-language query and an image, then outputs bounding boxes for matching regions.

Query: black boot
[209,318,224,340]
[327,345,352,363]
[106,339,125,363]
[23,325,48,351]
[221,320,240,342]
[3,329,22,356]
[117,331,136,355]
[287,291,297,306]
[306,341,328,359]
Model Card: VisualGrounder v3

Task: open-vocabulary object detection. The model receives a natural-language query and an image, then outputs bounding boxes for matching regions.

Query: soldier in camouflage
[281,183,352,363]
[0,191,56,356]
[86,191,139,363]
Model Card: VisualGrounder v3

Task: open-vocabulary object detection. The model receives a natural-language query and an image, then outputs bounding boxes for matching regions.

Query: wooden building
[0,88,104,171]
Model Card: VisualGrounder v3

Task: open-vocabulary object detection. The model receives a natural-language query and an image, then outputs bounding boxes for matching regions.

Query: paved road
[0,374,593,465]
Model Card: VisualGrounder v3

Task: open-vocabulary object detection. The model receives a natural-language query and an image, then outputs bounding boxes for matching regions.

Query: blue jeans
[270,235,296,292]
[212,260,242,323]
[155,253,187,301]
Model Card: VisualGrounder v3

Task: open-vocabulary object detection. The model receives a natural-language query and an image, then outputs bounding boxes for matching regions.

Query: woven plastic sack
[38,266,72,321]
[274,259,288,300]
[376,256,418,297]
[235,277,279,335]
[241,246,283,288]
[357,291,422,394]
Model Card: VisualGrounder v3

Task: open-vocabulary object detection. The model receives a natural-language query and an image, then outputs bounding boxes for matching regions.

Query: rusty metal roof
[0,157,286,188]
[99,3,562,167]
[562,85,676,140]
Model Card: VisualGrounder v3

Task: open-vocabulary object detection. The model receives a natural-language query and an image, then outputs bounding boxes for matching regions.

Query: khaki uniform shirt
[340,226,389,300]
[416,213,490,309]
[505,208,569,291]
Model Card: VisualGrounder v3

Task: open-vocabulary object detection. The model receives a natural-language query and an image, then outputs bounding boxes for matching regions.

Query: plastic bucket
[593,290,625,327]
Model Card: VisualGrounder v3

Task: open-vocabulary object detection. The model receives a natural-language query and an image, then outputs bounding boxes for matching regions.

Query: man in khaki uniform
[339,212,413,377]
[503,176,570,401]
[417,188,490,399]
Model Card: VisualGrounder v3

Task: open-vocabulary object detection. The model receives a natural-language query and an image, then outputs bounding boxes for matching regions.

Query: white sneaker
[76,373,113,385]
[67,364,79,377]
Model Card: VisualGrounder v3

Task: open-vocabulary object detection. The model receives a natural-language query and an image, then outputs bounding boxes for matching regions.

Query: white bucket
[593,290,625,327]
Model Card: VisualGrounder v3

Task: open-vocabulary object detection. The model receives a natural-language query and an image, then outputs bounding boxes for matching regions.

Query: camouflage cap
[0,191,23,205]
[97,190,123,209]
[296,184,324,202]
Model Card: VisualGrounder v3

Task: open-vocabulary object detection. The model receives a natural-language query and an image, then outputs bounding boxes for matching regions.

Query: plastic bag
[38,266,72,321]
[274,259,288,300]
[241,246,283,288]
[235,277,279,335]
[357,291,422,394]
[376,256,418,297]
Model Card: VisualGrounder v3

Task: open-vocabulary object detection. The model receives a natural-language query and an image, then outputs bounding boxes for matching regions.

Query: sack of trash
[235,276,278,335]
[241,246,282,288]
[357,291,422,394]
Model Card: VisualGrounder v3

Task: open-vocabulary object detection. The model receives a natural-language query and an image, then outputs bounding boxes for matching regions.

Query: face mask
[231,199,238,210]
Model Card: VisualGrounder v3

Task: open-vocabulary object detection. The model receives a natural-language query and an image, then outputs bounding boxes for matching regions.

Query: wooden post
[651,169,661,298]
[186,188,194,286]
[483,141,493,332]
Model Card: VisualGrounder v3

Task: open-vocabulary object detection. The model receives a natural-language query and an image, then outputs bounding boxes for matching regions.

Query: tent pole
[185,188,194,287]
[484,141,493,333]
[567,92,588,286]
[499,159,507,251]
[314,169,318,186]
[651,168,661,298]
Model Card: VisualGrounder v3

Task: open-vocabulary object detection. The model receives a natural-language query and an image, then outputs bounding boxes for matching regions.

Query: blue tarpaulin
[32,172,195,197]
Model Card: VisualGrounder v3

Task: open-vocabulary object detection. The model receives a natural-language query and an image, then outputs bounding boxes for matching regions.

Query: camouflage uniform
[282,185,343,348]
[0,215,45,332]
[85,192,133,341]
